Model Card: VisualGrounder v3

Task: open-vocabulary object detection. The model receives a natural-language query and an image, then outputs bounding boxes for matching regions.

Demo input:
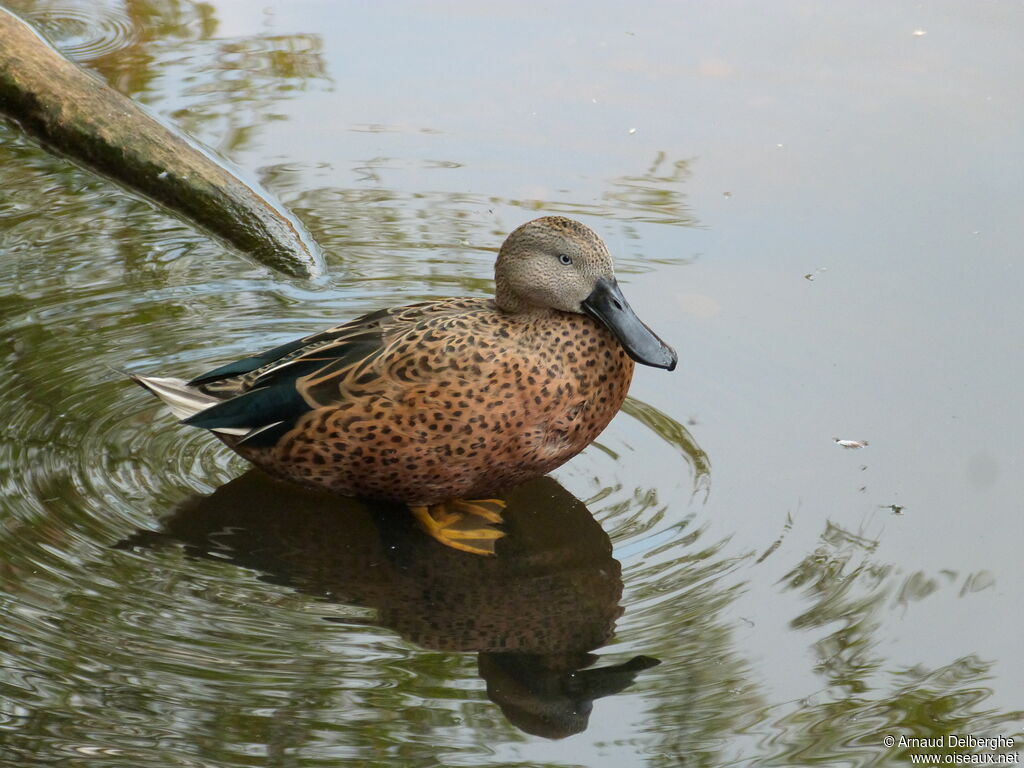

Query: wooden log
[0,7,324,278]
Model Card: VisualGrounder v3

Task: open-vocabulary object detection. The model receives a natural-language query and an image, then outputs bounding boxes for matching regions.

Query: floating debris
[834,438,869,449]
[911,28,927,37]
[628,127,637,135]
[804,267,827,281]
[722,191,732,198]
[881,504,905,515]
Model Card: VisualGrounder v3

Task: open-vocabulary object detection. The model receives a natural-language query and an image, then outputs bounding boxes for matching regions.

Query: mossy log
[0,7,324,278]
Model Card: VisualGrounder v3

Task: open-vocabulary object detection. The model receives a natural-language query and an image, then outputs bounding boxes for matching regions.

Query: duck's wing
[187,305,401,393]
[180,298,488,447]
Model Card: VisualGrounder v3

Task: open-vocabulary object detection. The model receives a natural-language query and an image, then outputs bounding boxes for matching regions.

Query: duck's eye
[558,253,573,266]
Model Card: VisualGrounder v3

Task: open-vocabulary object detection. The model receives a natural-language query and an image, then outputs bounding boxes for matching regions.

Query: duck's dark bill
[582,277,677,371]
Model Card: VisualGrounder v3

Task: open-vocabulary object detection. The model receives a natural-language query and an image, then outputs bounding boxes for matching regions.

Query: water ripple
[19,0,137,62]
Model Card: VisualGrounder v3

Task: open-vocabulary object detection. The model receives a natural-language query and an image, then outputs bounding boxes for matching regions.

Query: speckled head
[495,216,677,371]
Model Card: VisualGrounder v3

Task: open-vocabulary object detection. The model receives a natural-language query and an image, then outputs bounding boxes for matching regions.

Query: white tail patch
[131,375,249,436]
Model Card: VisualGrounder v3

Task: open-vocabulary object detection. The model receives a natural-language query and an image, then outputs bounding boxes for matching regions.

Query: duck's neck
[495,275,523,313]
[494,295,557,317]
[495,281,556,316]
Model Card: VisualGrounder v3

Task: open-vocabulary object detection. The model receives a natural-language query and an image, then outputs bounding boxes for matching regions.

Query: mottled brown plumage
[132,216,677,554]
[227,298,632,501]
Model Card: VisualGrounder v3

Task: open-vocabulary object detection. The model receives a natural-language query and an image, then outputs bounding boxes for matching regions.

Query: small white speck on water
[834,438,869,449]
[776,143,784,148]
[628,127,637,135]
[912,28,927,37]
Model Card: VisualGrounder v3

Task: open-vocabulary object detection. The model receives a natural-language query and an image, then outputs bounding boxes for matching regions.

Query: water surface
[1,1,1022,766]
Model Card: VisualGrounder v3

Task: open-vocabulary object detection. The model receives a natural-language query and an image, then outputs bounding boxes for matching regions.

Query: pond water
[1,1,1022,766]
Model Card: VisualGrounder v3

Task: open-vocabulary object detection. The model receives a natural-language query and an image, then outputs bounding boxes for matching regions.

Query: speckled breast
[230,311,635,504]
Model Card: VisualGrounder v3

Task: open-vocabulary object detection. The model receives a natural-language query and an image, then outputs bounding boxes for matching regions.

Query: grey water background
[0,0,1022,765]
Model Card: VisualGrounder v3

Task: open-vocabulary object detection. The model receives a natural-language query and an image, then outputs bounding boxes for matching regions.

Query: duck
[132,216,677,555]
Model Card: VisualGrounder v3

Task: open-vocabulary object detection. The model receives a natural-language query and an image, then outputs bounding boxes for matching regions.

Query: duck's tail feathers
[129,374,248,436]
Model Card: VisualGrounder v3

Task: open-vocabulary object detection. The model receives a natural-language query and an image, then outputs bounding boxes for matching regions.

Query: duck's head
[495,216,677,371]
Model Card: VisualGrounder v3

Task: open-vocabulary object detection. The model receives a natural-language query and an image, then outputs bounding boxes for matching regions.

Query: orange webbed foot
[409,498,507,555]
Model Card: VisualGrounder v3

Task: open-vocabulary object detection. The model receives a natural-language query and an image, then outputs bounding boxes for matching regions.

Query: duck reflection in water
[119,472,659,739]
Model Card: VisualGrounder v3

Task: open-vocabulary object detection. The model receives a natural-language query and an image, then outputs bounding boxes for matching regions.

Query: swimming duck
[133,216,676,554]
